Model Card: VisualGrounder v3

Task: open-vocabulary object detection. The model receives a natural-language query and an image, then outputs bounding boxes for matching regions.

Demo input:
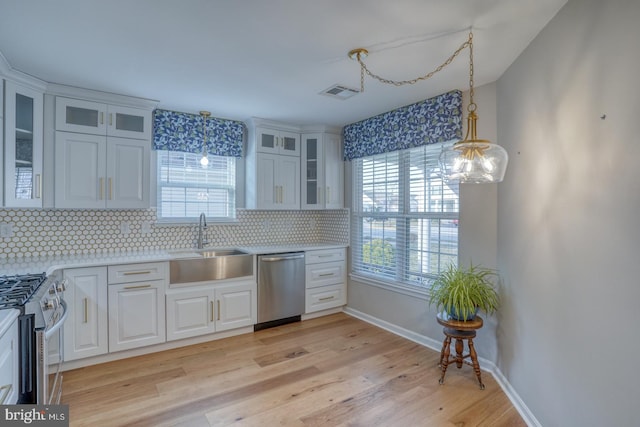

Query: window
[351,143,459,289]
[156,150,236,222]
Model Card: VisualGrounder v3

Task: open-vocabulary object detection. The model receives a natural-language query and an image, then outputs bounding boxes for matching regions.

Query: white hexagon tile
[0,208,349,258]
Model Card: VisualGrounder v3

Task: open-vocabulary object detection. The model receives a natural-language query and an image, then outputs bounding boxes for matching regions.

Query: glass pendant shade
[200,151,209,167]
[439,111,508,183]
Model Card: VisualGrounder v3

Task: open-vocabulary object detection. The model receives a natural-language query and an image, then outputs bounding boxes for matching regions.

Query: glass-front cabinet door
[301,134,323,209]
[256,128,300,156]
[4,81,43,207]
[55,97,106,135]
[55,98,150,140]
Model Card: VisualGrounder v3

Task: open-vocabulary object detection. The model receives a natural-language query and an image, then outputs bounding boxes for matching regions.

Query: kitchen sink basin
[169,248,253,284]
[196,249,248,258]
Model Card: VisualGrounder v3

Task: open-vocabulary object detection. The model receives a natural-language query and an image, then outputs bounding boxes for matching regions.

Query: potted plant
[428,263,500,321]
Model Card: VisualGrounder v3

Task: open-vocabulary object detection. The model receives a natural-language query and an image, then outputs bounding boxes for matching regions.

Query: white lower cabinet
[166,280,256,341]
[166,287,215,341]
[63,267,109,361]
[305,248,347,313]
[216,281,255,332]
[108,279,166,352]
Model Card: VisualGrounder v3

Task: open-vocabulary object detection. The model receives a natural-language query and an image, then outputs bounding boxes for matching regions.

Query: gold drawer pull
[124,284,151,290]
[210,301,214,322]
[217,300,221,321]
[123,271,152,276]
[317,254,334,258]
[83,298,88,323]
[319,296,335,301]
[318,273,334,277]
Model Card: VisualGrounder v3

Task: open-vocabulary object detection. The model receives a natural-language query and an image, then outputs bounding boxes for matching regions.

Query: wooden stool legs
[438,328,484,390]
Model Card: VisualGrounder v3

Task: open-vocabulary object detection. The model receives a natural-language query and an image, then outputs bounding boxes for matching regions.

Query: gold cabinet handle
[99,178,104,200]
[210,301,214,322]
[123,270,152,276]
[108,177,113,200]
[124,284,151,290]
[83,298,88,323]
[217,300,221,321]
[35,174,41,199]
[100,111,104,125]
[109,113,113,126]
[319,296,335,301]
[318,273,334,277]
[0,384,13,405]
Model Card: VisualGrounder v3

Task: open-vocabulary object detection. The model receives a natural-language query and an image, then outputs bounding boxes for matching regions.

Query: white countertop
[0,309,19,337]
[0,242,348,276]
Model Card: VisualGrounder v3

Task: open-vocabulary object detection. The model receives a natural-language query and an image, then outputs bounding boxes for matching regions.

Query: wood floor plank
[62,313,525,427]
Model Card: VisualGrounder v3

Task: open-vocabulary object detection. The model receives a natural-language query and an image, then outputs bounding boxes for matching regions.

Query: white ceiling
[0,0,567,127]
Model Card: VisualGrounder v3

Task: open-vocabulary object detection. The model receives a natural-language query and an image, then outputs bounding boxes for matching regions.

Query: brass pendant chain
[355,31,473,92]
[467,32,476,112]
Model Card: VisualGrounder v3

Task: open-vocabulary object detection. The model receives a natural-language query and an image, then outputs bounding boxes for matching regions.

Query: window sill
[154,218,240,226]
[349,273,431,300]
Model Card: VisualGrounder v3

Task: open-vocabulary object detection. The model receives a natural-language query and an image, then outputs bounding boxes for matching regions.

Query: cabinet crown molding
[0,51,47,91]
[47,83,159,110]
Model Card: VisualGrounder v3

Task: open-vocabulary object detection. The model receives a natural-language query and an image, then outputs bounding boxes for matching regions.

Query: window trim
[350,143,459,290]
[152,150,244,224]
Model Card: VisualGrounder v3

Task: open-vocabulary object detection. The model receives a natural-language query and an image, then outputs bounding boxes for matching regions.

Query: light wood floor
[62,313,525,427]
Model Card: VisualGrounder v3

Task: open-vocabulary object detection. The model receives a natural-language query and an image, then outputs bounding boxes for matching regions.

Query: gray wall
[496,0,640,425]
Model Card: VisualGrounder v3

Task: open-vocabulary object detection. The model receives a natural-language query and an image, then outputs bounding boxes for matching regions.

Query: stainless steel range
[0,271,68,404]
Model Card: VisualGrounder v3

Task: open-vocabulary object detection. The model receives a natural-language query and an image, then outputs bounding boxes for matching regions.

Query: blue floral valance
[343,90,462,160]
[153,109,244,157]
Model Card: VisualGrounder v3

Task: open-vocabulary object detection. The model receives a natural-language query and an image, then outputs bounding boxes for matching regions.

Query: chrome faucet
[197,213,209,249]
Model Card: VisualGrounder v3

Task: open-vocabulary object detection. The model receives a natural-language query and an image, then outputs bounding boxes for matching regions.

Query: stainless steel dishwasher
[255,252,305,330]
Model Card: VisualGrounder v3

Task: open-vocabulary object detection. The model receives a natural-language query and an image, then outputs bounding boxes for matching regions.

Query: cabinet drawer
[108,262,166,284]
[305,283,346,313]
[305,248,345,264]
[305,261,345,289]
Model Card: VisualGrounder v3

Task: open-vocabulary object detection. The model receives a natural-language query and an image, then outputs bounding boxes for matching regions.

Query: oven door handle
[44,300,68,341]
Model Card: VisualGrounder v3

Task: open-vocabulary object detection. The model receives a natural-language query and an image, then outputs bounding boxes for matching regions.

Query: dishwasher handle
[260,253,305,262]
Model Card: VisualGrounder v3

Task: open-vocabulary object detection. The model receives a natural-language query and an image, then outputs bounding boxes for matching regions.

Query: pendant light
[199,111,210,167]
[438,34,508,183]
[348,31,508,183]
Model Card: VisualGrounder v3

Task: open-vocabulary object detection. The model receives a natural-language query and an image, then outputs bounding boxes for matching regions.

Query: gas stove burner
[0,273,47,309]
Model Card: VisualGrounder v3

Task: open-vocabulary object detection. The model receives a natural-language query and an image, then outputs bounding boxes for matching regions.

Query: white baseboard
[342,307,541,427]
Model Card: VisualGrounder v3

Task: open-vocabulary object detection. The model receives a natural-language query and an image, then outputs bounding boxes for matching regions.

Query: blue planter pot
[447,306,479,321]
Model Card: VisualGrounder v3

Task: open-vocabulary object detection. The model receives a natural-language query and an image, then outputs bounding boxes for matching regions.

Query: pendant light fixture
[199,111,210,167]
[348,31,508,183]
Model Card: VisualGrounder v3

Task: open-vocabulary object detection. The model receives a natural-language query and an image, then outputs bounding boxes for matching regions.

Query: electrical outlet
[141,221,152,235]
[262,220,271,232]
[0,223,13,238]
[309,219,317,229]
[120,222,131,235]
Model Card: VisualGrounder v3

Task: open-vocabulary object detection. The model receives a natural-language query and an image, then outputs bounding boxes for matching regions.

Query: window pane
[157,150,236,221]
[352,143,458,288]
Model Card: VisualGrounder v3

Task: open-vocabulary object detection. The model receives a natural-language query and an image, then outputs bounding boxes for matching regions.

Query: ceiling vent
[319,84,360,100]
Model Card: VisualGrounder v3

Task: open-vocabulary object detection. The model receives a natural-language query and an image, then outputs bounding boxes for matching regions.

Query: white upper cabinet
[53,96,151,209]
[54,131,149,209]
[301,132,344,210]
[3,81,44,207]
[55,97,150,140]
[256,127,300,156]
[245,120,302,210]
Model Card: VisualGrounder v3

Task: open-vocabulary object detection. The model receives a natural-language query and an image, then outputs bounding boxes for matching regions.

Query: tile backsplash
[0,208,349,258]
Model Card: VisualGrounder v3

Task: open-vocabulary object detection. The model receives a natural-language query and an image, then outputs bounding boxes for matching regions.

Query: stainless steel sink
[169,248,254,284]
[196,249,248,258]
